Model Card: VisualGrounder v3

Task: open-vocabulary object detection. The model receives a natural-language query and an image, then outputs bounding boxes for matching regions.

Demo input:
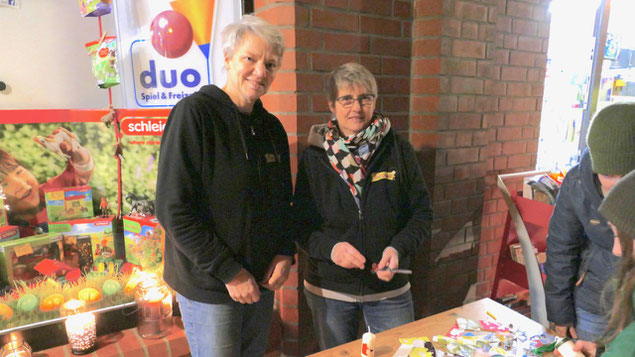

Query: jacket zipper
[358,207,365,298]
[251,125,263,181]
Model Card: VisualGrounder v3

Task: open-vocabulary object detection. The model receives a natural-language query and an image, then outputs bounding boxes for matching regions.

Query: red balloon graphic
[150,10,193,58]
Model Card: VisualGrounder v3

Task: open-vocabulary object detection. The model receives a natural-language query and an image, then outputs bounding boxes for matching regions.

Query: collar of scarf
[323,114,391,203]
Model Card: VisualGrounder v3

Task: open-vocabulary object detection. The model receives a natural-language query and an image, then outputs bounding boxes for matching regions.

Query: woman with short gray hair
[156,14,294,357]
[294,62,433,350]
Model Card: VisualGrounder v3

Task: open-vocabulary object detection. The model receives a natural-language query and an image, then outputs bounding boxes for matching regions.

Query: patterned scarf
[323,114,391,205]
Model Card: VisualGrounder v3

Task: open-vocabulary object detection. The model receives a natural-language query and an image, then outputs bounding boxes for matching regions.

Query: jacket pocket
[575,245,595,286]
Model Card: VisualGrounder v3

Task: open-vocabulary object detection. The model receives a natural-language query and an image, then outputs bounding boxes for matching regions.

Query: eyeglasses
[335,94,376,108]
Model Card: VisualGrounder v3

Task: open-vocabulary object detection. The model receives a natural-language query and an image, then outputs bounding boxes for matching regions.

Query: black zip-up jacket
[293,123,433,295]
[156,85,295,304]
[544,149,619,326]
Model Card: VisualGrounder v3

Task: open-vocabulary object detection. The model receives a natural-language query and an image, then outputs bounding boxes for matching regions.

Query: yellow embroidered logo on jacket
[371,170,396,182]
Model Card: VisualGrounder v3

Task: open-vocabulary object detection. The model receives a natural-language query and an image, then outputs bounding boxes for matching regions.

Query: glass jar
[61,299,96,355]
[134,276,173,338]
[0,339,31,357]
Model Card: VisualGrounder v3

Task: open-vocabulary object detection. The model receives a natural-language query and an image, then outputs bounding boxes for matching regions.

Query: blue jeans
[304,289,414,350]
[575,306,608,341]
[176,291,274,357]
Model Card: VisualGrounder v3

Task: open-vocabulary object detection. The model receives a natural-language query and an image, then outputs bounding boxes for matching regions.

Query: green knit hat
[599,169,635,238]
[586,102,635,175]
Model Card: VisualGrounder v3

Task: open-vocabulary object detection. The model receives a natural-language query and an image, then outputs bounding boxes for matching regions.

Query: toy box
[0,233,66,286]
[48,216,116,273]
[0,226,20,242]
[123,215,163,270]
[44,186,94,222]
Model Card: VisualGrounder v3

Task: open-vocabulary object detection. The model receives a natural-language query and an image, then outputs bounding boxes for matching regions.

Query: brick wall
[476,0,551,299]
[410,0,494,317]
[253,0,551,355]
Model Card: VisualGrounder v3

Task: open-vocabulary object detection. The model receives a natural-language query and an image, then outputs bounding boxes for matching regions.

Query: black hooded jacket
[544,149,619,326]
[156,85,295,304]
[293,123,433,296]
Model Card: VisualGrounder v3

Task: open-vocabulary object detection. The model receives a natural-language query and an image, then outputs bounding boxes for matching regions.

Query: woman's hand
[375,247,399,282]
[573,340,597,357]
[553,339,596,357]
[225,268,260,304]
[331,242,365,269]
[261,255,293,291]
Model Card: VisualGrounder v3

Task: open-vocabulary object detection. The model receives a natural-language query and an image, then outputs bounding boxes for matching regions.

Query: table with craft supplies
[308,298,556,357]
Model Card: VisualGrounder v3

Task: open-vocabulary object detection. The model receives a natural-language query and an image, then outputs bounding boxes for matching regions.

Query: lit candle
[62,300,96,355]
[0,338,31,357]
[134,275,173,339]
[65,312,96,354]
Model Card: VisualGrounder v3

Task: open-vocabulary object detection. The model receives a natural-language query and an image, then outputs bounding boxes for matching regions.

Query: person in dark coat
[293,62,433,350]
[545,102,635,346]
[155,15,294,357]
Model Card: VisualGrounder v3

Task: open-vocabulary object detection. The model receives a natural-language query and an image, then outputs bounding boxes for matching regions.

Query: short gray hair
[221,15,285,64]
[326,62,378,104]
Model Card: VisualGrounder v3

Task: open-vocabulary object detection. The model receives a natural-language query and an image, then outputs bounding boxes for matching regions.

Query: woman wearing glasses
[293,62,433,350]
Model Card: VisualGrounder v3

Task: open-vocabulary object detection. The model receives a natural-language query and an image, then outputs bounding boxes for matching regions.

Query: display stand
[491,170,553,328]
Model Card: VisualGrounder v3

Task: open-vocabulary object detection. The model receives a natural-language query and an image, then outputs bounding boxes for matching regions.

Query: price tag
[14,243,33,257]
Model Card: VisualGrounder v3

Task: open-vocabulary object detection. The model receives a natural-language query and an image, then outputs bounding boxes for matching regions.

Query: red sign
[120,118,166,136]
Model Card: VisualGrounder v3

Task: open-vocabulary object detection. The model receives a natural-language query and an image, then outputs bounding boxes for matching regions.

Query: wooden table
[308,298,552,356]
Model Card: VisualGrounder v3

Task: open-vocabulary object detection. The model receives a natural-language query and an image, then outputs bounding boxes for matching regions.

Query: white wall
[0,0,122,109]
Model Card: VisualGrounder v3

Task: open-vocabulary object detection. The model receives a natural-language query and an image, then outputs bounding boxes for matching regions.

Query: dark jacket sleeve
[544,170,585,326]
[389,138,433,258]
[293,151,341,261]
[156,101,242,284]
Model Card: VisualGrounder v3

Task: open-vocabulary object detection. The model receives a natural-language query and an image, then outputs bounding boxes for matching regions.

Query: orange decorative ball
[78,288,102,303]
[40,294,65,311]
[0,303,13,320]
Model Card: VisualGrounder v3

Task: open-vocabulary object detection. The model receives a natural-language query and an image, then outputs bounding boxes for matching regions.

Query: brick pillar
[410,0,495,317]
[410,0,550,315]
[477,0,551,299]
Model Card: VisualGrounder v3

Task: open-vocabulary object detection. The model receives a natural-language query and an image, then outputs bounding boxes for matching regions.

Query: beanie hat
[586,102,635,175]
[598,169,635,238]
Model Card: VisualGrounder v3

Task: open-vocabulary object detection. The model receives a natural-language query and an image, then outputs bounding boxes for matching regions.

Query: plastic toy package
[78,0,112,17]
[393,337,435,357]
[85,36,120,89]
[408,317,556,356]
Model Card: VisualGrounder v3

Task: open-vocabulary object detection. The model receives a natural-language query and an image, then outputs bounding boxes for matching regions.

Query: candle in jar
[0,339,31,357]
[65,312,96,353]
[142,287,165,318]
[361,327,375,357]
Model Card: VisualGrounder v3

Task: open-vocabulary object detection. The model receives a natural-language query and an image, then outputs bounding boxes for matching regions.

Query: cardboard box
[48,216,116,272]
[509,243,545,266]
[44,186,94,222]
[123,215,162,270]
[0,226,20,242]
[60,234,94,274]
[0,233,66,286]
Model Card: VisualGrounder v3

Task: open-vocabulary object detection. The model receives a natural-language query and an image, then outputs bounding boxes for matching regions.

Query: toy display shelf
[0,301,136,351]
